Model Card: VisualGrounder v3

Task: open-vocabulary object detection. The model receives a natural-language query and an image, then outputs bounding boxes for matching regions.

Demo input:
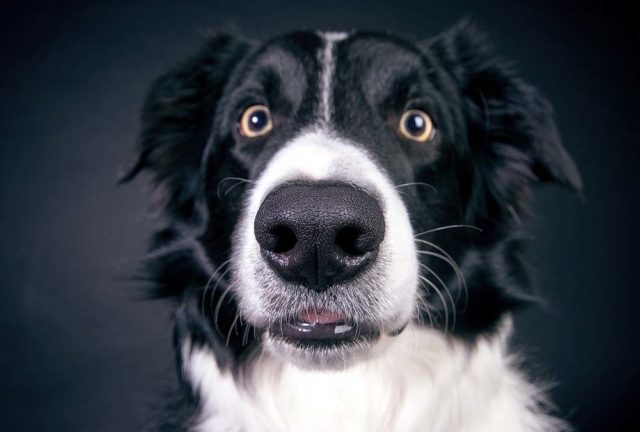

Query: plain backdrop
[1,0,638,430]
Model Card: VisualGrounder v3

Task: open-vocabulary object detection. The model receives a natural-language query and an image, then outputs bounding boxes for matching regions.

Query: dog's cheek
[229,211,266,322]
[378,188,421,323]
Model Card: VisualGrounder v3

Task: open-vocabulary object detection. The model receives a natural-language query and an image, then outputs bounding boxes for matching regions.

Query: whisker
[413,303,423,325]
[419,263,456,331]
[217,177,255,198]
[213,280,236,335]
[418,275,450,333]
[416,239,468,307]
[418,263,460,307]
[396,182,438,194]
[418,249,468,308]
[200,259,232,317]
[279,315,284,340]
[242,321,253,347]
[419,263,449,298]
[225,312,241,347]
[414,287,434,329]
[224,180,254,197]
[414,224,482,238]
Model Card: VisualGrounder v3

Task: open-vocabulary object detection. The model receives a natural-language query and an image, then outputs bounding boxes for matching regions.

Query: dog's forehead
[235,30,431,126]
[220,31,440,181]
[252,30,424,75]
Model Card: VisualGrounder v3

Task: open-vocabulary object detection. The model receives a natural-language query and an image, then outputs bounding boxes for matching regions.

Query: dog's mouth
[268,310,380,347]
[261,307,408,368]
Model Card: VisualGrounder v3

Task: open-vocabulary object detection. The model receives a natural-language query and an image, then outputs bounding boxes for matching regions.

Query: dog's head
[124,23,581,370]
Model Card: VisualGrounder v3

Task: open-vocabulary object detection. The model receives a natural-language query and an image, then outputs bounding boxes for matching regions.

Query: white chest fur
[183,322,566,432]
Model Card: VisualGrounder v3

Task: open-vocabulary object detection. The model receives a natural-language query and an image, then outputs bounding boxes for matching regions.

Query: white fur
[233,129,418,329]
[317,31,348,124]
[184,318,567,432]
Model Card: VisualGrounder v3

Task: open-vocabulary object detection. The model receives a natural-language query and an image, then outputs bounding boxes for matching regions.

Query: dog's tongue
[298,310,343,324]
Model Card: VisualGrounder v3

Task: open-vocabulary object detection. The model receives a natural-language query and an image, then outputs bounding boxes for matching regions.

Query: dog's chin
[264,326,381,370]
[260,310,402,369]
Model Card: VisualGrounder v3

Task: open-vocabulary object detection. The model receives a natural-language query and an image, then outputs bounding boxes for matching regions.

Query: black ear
[426,22,582,223]
[120,33,251,219]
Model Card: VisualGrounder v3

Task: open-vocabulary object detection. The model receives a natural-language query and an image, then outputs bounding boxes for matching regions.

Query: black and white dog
[124,22,581,431]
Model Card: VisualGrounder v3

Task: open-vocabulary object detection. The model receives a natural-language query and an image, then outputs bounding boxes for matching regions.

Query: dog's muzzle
[253,182,385,352]
[254,182,385,292]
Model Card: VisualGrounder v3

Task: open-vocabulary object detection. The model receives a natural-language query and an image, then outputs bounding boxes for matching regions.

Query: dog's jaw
[230,129,419,368]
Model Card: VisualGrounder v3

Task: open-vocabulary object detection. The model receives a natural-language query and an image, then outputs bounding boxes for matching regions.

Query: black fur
[125,22,581,429]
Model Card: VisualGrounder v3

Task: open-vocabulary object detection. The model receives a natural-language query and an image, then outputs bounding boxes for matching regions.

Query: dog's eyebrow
[385,71,422,103]
[341,41,427,107]
[226,47,308,118]
[237,46,308,110]
[365,69,426,111]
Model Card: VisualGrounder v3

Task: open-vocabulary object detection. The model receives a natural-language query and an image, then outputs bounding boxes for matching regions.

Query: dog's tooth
[334,324,353,334]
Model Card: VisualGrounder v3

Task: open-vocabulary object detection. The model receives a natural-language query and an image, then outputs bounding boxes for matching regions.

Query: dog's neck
[182,318,564,432]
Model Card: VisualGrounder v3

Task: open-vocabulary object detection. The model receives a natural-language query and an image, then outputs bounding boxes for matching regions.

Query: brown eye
[239,105,273,138]
[398,109,435,142]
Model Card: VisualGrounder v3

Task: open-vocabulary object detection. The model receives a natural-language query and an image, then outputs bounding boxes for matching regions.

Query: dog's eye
[239,105,273,138]
[398,109,435,143]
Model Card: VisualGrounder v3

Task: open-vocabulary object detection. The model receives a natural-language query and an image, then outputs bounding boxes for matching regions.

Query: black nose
[254,182,385,292]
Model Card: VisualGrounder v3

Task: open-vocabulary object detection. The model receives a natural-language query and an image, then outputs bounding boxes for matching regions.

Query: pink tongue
[298,310,343,324]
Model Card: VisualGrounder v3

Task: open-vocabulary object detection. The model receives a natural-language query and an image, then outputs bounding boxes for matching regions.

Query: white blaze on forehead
[317,31,349,125]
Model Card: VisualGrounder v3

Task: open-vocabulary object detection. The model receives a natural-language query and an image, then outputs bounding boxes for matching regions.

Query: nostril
[335,225,372,256]
[269,225,297,253]
[254,182,385,290]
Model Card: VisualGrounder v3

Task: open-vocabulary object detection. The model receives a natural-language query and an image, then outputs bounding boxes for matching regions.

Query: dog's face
[125,24,581,370]
[229,32,448,367]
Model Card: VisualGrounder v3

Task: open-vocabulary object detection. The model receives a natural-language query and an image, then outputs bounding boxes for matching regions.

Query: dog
[122,21,581,432]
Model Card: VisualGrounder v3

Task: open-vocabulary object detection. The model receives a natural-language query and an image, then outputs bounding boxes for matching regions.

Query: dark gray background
[1,0,637,430]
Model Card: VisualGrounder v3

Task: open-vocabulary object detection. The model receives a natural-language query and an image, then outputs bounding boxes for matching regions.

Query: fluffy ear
[426,22,582,224]
[120,33,251,219]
